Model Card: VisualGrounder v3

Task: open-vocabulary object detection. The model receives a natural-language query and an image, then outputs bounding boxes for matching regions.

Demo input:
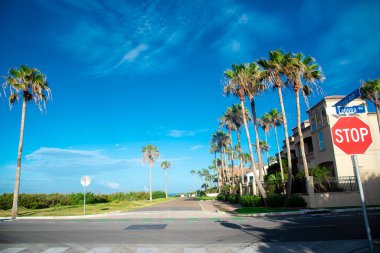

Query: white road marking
[184,248,207,253]
[231,247,256,253]
[86,247,113,253]
[134,248,158,253]
[41,247,69,253]
[0,248,26,253]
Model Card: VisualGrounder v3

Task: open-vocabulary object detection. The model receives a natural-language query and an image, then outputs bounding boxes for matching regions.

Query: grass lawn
[0,197,177,217]
[235,207,300,214]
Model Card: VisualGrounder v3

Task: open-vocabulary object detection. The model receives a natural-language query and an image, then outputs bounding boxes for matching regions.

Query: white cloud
[189,145,203,151]
[101,180,121,190]
[167,129,208,138]
[121,44,149,62]
[23,147,140,176]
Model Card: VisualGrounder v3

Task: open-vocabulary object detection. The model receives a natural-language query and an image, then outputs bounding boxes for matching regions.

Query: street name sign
[331,116,373,155]
[333,88,361,114]
[337,105,366,115]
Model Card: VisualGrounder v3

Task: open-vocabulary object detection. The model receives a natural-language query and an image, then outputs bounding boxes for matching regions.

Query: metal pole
[352,155,374,253]
[84,185,86,216]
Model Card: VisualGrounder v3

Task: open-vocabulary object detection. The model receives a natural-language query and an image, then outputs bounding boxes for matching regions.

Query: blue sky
[1,0,379,194]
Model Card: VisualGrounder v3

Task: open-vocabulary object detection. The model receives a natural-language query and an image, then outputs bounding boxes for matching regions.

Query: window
[318,131,325,151]
[321,108,328,126]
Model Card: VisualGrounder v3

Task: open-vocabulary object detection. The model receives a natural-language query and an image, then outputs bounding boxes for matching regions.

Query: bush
[217,193,226,201]
[152,191,166,199]
[0,193,13,210]
[240,195,263,207]
[266,194,286,207]
[287,194,307,207]
[226,194,240,204]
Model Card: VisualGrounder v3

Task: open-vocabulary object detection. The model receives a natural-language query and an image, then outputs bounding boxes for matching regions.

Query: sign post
[80,176,91,216]
[331,116,374,253]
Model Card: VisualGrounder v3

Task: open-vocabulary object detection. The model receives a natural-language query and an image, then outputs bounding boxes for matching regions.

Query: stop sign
[331,116,373,155]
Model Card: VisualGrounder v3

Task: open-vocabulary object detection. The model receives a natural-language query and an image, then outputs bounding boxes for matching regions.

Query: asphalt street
[0,198,379,252]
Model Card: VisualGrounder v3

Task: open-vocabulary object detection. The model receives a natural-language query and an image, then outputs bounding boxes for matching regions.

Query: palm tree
[360,78,380,131]
[202,168,210,193]
[197,170,204,193]
[230,104,251,195]
[211,130,230,189]
[268,108,285,181]
[257,50,294,198]
[210,143,221,191]
[142,144,160,201]
[219,107,238,190]
[160,160,171,198]
[2,65,52,218]
[257,113,272,167]
[285,52,324,178]
[190,169,196,196]
[244,63,268,181]
[223,64,267,200]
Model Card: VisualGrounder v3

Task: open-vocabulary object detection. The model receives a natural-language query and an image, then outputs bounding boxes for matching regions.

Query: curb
[230,206,380,217]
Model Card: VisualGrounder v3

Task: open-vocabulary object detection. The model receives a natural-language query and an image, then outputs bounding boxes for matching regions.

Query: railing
[258,176,358,194]
[313,176,357,193]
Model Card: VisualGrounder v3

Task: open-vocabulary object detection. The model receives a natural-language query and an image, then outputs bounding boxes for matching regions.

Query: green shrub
[217,193,226,201]
[287,194,307,207]
[240,195,263,207]
[266,194,286,207]
[0,193,13,210]
[152,191,166,199]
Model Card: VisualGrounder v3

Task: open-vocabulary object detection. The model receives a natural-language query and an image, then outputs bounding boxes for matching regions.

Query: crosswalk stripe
[231,247,256,253]
[134,248,158,253]
[86,247,113,253]
[0,248,26,253]
[41,247,69,253]
[184,248,207,253]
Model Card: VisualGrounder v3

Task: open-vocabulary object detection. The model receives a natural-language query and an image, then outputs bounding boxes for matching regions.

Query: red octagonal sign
[331,116,373,155]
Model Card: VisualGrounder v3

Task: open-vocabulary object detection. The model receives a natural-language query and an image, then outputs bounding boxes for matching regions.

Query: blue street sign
[334,89,361,114]
[334,88,361,108]
[337,105,366,115]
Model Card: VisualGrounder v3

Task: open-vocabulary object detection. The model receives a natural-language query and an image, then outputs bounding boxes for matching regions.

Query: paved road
[136,198,201,211]
[0,198,379,252]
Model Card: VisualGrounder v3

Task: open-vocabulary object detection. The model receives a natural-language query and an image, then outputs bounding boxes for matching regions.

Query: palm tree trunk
[237,131,244,195]
[165,169,168,198]
[249,99,264,181]
[228,129,235,191]
[277,86,293,198]
[240,101,267,201]
[149,161,153,201]
[296,90,309,177]
[274,125,284,182]
[375,99,380,132]
[264,132,269,167]
[12,97,27,219]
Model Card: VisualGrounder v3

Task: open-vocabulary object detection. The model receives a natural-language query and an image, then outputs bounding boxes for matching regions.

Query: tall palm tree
[257,50,294,197]
[230,104,251,195]
[223,64,267,200]
[209,143,221,191]
[190,169,196,196]
[2,65,52,218]
[257,113,272,167]
[268,108,285,181]
[197,170,204,193]
[160,160,171,198]
[211,130,230,189]
[142,144,160,201]
[360,78,380,131]
[285,52,324,178]
[244,63,268,181]
[219,107,237,190]
[202,168,210,193]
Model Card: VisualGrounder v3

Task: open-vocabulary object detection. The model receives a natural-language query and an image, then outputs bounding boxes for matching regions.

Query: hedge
[0,191,167,210]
